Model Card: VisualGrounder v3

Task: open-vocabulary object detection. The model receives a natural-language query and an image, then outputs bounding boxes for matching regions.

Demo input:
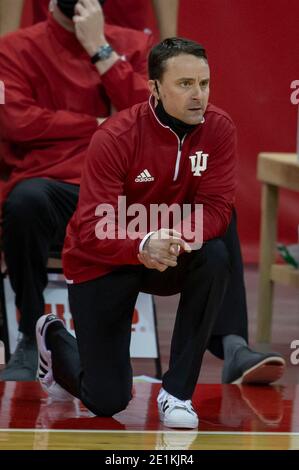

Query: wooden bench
[256,152,299,343]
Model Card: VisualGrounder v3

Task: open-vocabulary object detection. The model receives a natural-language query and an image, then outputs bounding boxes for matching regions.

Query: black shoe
[0,335,38,381]
[222,346,285,384]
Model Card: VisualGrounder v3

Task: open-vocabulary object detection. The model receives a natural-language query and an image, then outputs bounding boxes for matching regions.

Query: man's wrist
[86,35,107,57]
[139,232,155,253]
[91,44,115,64]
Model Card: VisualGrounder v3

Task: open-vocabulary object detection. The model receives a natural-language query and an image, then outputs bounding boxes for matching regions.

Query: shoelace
[161,394,195,415]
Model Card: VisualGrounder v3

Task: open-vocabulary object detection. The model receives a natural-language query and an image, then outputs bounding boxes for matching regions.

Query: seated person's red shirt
[30,0,153,31]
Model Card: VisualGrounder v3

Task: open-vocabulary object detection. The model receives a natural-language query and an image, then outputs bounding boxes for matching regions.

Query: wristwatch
[91,44,114,64]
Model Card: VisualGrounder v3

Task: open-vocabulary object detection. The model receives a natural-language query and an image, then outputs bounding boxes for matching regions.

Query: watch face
[91,45,113,64]
[99,45,113,60]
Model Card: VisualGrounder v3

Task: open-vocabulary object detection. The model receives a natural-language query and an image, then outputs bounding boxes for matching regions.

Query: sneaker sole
[162,418,199,429]
[41,381,75,402]
[159,411,198,429]
[232,357,286,384]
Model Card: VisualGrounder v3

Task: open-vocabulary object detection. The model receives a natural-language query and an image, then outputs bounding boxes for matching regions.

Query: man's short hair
[148,37,207,81]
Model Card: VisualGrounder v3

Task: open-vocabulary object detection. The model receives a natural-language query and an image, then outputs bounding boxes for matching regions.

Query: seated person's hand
[73,0,105,57]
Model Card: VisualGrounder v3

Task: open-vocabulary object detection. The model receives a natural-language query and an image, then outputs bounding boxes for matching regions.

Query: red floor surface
[0,381,298,433]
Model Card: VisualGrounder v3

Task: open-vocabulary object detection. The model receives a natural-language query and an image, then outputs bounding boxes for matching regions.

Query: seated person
[0,0,180,40]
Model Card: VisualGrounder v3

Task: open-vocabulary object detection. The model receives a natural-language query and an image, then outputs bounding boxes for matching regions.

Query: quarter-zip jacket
[0,13,152,205]
[63,97,237,283]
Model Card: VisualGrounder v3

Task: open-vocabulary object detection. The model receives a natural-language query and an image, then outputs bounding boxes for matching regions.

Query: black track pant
[48,239,230,416]
[2,178,79,337]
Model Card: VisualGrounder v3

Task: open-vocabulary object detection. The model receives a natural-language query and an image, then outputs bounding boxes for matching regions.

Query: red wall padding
[179,0,299,262]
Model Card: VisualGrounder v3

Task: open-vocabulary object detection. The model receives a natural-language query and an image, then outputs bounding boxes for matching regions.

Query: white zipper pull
[173,135,186,181]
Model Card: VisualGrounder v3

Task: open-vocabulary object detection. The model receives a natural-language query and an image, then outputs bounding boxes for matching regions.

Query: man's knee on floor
[83,386,131,417]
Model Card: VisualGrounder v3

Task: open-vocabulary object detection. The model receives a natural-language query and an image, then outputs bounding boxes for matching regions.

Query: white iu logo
[189,151,209,176]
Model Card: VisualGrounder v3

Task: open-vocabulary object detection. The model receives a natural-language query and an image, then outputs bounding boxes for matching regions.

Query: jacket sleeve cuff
[139,232,155,253]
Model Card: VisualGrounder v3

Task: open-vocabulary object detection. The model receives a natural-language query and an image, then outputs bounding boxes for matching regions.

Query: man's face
[150,54,210,125]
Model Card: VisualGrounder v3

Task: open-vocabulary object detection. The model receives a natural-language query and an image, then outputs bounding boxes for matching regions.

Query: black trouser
[2,177,248,349]
[209,210,248,358]
[47,240,230,416]
[2,178,79,337]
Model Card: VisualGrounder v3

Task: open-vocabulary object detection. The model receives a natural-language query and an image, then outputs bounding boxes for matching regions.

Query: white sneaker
[157,388,199,429]
[36,314,74,402]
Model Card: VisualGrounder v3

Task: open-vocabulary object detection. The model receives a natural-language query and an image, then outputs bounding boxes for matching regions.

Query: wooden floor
[0,381,299,450]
